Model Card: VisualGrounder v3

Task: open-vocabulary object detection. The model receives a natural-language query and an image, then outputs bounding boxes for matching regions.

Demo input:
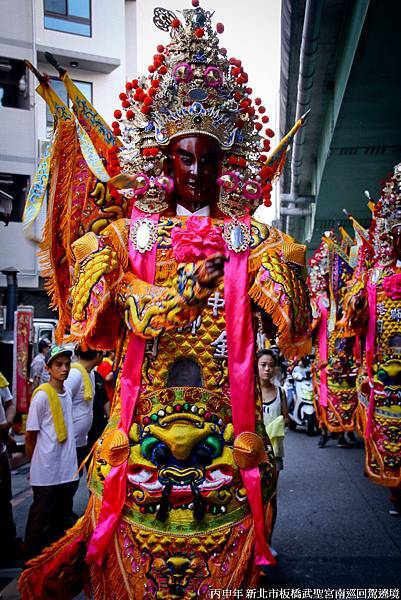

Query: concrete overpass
[279,0,401,250]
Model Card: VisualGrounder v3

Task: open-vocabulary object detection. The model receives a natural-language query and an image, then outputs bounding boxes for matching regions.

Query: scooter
[287,371,316,436]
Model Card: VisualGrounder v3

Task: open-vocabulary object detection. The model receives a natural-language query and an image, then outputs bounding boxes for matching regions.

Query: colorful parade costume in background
[343,163,401,489]
[309,233,358,432]
[19,4,311,598]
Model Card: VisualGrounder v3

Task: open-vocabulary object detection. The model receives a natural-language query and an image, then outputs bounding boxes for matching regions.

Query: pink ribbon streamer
[86,208,159,565]
[317,297,328,408]
[224,215,276,566]
[365,279,377,438]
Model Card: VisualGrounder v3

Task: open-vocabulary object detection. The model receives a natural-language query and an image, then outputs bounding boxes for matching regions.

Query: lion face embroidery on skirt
[92,387,275,532]
[126,398,242,524]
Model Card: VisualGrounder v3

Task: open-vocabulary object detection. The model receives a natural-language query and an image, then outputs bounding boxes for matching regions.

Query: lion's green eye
[203,435,223,458]
[141,436,171,466]
[141,435,159,459]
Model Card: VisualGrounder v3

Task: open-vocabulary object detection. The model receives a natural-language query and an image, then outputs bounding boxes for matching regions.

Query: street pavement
[1,430,401,598]
[0,468,88,600]
[262,430,401,590]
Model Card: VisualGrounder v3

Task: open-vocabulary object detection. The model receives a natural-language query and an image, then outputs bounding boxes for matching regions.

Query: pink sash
[365,279,377,438]
[317,297,328,408]
[86,209,159,565]
[224,215,276,566]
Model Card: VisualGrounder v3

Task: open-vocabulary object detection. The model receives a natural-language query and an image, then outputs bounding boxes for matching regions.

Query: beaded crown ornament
[374,163,401,229]
[108,1,281,216]
[308,231,335,298]
[370,163,401,264]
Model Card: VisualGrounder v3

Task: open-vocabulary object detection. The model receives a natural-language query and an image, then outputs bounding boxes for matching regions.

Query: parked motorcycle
[287,369,316,435]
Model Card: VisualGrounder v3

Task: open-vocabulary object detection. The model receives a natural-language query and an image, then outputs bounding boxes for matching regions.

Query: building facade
[0,0,136,318]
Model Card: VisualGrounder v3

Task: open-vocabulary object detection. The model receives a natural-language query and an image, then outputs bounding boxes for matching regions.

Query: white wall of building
[125,0,138,81]
[0,0,38,288]
[1,0,136,293]
[0,0,34,61]
[35,0,125,60]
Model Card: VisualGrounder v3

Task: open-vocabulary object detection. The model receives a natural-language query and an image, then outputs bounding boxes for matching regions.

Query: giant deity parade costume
[20,4,311,598]
[343,163,401,494]
[308,233,358,433]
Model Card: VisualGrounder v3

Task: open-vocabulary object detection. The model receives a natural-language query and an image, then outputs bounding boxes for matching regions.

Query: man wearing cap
[29,337,52,390]
[24,346,78,558]
[65,346,103,496]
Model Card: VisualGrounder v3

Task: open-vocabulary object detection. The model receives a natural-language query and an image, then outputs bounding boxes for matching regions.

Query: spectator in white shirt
[65,347,103,489]
[24,346,78,558]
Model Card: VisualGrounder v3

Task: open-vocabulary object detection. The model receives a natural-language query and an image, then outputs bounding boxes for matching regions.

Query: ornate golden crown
[110,1,302,215]
[154,103,237,149]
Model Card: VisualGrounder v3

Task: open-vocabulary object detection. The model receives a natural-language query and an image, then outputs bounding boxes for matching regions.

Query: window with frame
[44,0,91,37]
[0,174,30,223]
[46,78,92,136]
[0,58,29,110]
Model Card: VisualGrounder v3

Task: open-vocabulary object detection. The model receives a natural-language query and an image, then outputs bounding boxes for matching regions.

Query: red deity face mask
[167,134,221,212]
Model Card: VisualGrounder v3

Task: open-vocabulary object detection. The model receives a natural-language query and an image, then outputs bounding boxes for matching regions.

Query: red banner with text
[13,306,33,413]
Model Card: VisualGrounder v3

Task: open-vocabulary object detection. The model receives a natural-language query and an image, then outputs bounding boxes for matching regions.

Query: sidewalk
[0,460,89,600]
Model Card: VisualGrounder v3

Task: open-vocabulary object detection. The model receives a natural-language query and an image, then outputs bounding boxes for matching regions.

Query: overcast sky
[136,0,281,221]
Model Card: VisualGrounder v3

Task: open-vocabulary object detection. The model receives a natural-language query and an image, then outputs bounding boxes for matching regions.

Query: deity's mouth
[127,465,233,497]
[127,468,161,492]
[199,466,233,490]
[186,181,207,194]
